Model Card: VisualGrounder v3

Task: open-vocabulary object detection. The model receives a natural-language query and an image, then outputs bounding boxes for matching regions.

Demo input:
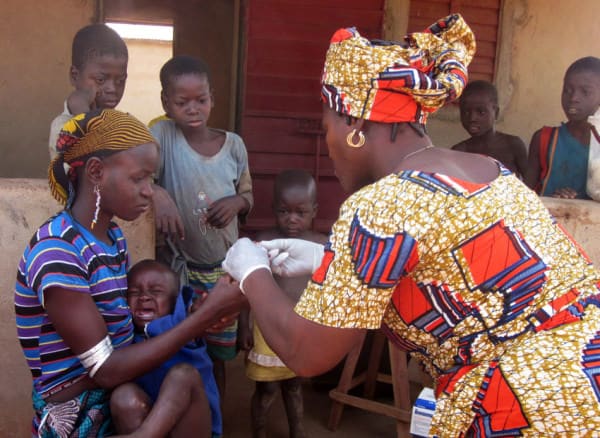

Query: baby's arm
[148,280,241,338]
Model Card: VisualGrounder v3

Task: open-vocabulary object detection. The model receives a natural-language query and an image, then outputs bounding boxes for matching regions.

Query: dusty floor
[221,352,423,438]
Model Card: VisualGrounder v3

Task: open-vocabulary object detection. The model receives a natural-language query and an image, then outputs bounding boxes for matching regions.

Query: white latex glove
[222,238,271,294]
[258,239,325,277]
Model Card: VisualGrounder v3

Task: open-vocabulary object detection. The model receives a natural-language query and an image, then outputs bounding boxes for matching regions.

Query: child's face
[70,54,128,110]
[273,186,317,238]
[127,267,178,329]
[459,93,497,137]
[561,70,600,122]
[162,73,213,131]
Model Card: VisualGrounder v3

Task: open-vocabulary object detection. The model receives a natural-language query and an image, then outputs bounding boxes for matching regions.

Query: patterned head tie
[321,14,476,125]
[48,108,156,206]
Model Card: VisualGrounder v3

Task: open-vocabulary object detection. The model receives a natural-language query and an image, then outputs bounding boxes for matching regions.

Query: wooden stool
[328,330,412,437]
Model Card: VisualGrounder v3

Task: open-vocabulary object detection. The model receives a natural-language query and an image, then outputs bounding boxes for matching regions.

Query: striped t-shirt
[15,210,133,397]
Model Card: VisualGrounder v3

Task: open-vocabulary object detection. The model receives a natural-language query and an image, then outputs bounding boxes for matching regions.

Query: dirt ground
[221,348,424,438]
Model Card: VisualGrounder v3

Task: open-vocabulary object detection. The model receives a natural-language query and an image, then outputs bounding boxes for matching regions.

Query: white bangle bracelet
[77,335,113,378]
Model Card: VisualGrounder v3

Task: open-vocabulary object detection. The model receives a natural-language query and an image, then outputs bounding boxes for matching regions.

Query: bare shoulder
[497,132,526,150]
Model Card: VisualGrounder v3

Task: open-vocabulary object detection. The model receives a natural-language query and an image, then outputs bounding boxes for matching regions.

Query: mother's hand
[191,275,248,334]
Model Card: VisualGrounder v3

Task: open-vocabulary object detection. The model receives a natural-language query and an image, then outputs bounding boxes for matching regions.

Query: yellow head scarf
[321,14,476,124]
[48,109,156,206]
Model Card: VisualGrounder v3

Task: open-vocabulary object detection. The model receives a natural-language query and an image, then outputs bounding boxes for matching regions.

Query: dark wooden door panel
[240,0,385,236]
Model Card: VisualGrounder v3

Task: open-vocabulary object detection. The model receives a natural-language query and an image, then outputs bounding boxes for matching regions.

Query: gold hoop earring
[346,129,365,148]
[91,185,101,230]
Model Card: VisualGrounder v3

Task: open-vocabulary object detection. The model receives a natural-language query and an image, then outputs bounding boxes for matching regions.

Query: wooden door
[239,0,385,236]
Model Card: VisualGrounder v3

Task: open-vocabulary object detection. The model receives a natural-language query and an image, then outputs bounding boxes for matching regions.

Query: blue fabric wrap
[136,286,222,436]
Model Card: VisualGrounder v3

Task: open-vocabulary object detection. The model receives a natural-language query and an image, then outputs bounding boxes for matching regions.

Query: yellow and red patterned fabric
[321,14,475,124]
[296,166,600,436]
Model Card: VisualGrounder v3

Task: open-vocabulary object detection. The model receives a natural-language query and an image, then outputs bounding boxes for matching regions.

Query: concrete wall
[117,38,172,125]
[0,178,154,437]
[385,0,600,149]
[543,197,600,264]
[173,0,238,131]
[0,0,96,178]
[2,0,599,177]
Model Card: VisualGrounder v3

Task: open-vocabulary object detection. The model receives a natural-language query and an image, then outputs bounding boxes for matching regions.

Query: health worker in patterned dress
[218,14,600,437]
[14,109,244,437]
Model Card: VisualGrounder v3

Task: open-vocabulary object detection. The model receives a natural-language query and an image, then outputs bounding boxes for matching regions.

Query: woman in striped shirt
[15,109,244,437]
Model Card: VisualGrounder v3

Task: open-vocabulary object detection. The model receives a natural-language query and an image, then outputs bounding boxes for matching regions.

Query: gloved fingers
[267,248,280,261]
[223,237,270,283]
[270,251,289,267]
[270,252,290,276]
[258,239,290,252]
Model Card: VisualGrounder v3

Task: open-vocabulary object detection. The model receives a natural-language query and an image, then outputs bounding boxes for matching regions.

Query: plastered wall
[116,39,172,126]
[543,197,600,264]
[2,0,600,177]
[387,0,600,149]
[495,0,600,147]
[0,178,154,437]
[0,0,96,178]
